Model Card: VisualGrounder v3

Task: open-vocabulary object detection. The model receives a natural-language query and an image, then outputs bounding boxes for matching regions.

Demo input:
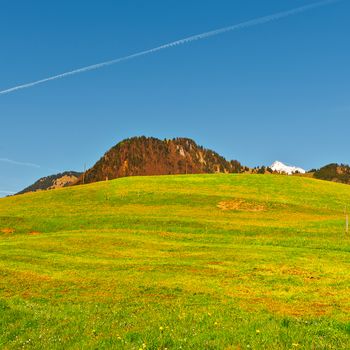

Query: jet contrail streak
[0,158,41,168]
[0,0,340,96]
[0,190,15,194]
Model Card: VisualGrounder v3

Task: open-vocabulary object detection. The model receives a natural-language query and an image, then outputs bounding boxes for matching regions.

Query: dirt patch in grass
[241,297,333,317]
[28,231,41,236]
[217,199,266,212]
[1,227,15,234]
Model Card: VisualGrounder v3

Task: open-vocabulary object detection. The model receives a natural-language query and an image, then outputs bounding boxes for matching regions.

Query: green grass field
[1,174,350,349]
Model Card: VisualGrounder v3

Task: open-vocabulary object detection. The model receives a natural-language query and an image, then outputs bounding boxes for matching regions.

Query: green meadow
[0,174,350,349]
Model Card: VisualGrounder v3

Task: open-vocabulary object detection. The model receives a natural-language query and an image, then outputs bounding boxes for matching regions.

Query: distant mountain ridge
[76,136,242,185]
[313,163,350,184]
[17,171,82,195]
[15,137,350,195]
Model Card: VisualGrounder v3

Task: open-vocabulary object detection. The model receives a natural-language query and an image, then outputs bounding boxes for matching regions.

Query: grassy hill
[1,174,350,349]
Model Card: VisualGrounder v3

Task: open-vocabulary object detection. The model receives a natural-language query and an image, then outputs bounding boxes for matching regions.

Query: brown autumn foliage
[77,136,242,184]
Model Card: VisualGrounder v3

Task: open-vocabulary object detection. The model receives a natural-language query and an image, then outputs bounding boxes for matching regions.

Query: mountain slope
[313,163,350,184]
[17,171,82,195]
[76,136,242,184]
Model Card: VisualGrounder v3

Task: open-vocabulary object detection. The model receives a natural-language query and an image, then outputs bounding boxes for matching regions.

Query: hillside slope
[313,163,350,184]
[1,174,350,349]
[17,171,82,195]
[76,136,241,184]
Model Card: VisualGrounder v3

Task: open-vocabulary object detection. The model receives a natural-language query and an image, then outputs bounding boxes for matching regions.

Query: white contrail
[0,158,61,173]
[0,0,340,96]
[0,158,41,168]
[0,190,15,194]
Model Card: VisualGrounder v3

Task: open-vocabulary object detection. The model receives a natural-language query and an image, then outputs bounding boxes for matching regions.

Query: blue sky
[0,0,349,195]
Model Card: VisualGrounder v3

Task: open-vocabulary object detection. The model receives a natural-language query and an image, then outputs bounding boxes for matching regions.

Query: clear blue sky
[0,0,349,195]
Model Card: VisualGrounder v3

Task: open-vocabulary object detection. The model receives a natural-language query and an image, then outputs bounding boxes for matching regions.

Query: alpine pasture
[1,174,350,349]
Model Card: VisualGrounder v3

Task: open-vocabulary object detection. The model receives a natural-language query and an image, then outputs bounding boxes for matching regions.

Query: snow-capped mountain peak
[270,161,305,175]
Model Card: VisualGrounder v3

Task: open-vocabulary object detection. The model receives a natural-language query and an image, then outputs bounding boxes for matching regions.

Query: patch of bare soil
[28,231,41,236]
[217,199,266,212]
[1,228,15,234]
